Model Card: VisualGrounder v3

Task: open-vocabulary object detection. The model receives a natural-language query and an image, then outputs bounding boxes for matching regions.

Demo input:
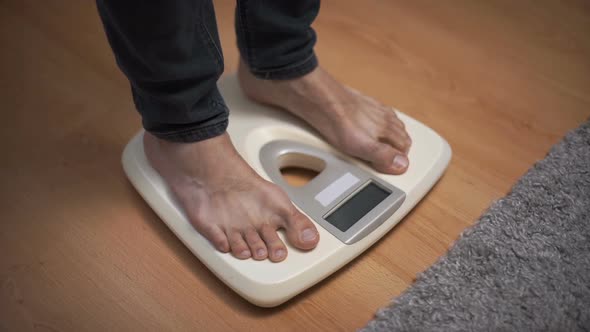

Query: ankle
[144,131,243,181]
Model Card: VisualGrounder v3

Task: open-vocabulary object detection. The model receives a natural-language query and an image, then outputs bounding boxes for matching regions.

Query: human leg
[235,0,411,174]
[97,0,319,261]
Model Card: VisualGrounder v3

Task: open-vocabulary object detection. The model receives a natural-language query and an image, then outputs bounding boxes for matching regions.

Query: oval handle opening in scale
[278,152,326,187]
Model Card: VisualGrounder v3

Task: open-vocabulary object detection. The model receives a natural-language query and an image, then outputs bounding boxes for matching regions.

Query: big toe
[283,208,319,250]
[366,142,409,175]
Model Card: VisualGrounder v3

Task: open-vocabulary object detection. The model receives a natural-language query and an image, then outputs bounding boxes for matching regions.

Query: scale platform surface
[122,74,451,307]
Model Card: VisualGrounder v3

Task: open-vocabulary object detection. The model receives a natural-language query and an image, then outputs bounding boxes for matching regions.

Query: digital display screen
[325,182,390,232]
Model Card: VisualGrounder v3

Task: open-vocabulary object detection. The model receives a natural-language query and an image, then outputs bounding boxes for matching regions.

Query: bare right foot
[238,62,412,175]
[143,132,320,262]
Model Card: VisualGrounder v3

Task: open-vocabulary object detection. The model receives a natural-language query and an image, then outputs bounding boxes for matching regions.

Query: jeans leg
[97,0,228,143]
[235,0,321,80]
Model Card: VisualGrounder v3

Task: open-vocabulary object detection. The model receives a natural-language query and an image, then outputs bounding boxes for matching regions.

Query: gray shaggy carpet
[362,121,590,332]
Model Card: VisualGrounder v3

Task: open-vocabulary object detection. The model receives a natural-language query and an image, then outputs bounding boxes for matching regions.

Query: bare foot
[238,62,412,174]
[143,132,320,262]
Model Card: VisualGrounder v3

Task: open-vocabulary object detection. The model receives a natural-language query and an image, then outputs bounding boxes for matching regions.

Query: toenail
[256,248,266,257]
[393,155,408,169]
[240,250,250,257]
[275,249,286,258]
[301,228,317,242]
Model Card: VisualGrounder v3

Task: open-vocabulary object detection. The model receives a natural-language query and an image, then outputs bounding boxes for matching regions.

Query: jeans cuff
[249,52,318,80]
[146,118,228,143]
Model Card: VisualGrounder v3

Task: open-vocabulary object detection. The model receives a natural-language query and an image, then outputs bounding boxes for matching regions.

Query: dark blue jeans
[96,0,320,142]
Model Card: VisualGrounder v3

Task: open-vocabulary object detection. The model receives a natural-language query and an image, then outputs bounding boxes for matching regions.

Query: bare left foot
[143,132,319,262]
[238,62,411,174]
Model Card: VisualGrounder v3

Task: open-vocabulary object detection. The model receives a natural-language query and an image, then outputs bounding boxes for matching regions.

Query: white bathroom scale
[122,74,451,307]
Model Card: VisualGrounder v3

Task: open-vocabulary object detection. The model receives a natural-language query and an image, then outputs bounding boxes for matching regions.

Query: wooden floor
[1,0,589,331]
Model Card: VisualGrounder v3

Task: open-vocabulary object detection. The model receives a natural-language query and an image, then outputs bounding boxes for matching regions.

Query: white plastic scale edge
[122,74,452,307]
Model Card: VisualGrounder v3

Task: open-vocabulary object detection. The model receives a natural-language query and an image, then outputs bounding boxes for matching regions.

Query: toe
[227,230,251,259]
[281,208,319,251]
[392,153,410,174]
[208,226,230,253]
[395,117,406,129]
[190,220,230,253]
[244,228,268,260]
[365,142,409,175]
[393,127,412,153]
[260,225,288,262]
[381,119,412,153]
[386,108,406,129]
